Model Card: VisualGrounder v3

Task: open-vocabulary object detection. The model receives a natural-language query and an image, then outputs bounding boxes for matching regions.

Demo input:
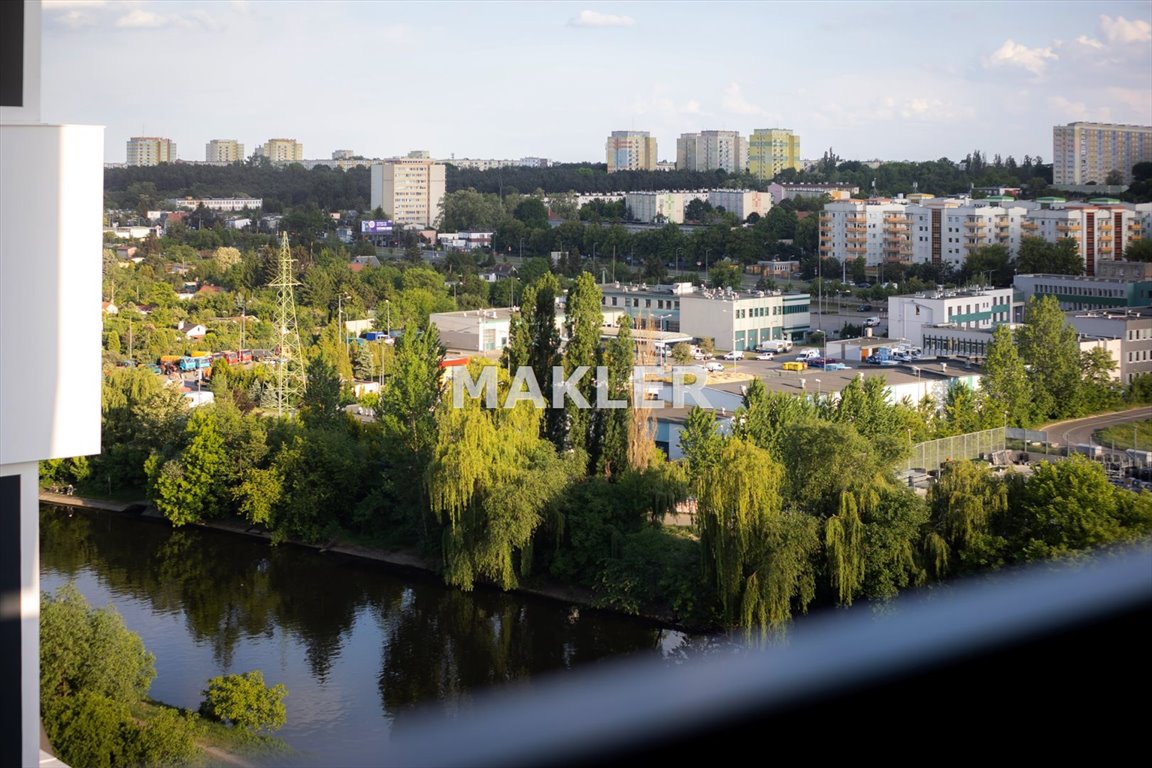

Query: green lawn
[1093,420,1152,451]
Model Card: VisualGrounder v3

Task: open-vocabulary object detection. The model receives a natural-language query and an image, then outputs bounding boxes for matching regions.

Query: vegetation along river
[39,504,715,766]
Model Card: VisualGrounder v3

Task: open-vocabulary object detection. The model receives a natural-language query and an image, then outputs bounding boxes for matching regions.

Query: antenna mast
[270,232,306,416]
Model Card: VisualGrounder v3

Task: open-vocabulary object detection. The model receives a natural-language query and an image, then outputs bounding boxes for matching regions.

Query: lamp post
[385,298,391,336]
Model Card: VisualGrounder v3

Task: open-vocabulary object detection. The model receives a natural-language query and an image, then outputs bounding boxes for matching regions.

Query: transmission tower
[269,232,306,416]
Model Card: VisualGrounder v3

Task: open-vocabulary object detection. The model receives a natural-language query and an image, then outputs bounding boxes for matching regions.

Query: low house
[480,263,519,283]
[177,321,207,340]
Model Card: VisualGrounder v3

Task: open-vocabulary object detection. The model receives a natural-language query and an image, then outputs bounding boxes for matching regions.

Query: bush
[201,670,288,735]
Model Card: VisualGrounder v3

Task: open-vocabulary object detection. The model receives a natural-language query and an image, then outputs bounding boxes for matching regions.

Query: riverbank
[39,492,672,629]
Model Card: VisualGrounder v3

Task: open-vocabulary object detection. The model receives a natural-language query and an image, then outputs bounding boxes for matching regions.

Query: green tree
[1017,295,1082,420]
[670,342,693,365]
[145,407,229,526]
[708,259,744,290]
[1080,346,1120,412]
[924,460,1009,577]
[697,438,819,635]
[200,670,288,735]
[964,244,1013,286]
[300,354,344,426]
[563,272,602,457]
[1124,238,1152,262]
[981,324,1032,427]
[596,315,635,477]
[526,273,564,448]
[1015,236,1083,275]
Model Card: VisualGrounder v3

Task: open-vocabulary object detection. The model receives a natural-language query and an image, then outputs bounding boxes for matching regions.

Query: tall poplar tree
[1017,295,1082,421]
[981,324,1032,427]
[564,272,602,460]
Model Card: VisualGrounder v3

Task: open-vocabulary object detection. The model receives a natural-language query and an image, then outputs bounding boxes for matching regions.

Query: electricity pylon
[269,232,306,416]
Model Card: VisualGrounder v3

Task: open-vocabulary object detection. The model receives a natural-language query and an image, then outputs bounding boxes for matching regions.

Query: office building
[1053,122,1151,185]
[2,4,104,764]
[256,138,304,163]
[887,287,1015,349]
[370,156,447,228]
[676,130,747,173]
[1014,273,1152,312]
[601,282,697,331]
[1067,307,1152,384]
[126,136,176,165]
[748,128,800,179]
[606,130,658,173]
[680,288,811,350]
[205,139,243,163]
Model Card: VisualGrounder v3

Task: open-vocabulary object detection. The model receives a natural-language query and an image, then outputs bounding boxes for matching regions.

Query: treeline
[56,265,1152,633]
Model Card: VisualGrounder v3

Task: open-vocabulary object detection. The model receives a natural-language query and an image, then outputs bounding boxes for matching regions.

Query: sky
[41,0,1152,166]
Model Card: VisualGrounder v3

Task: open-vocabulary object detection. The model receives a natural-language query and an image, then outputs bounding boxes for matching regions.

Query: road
[1045,407,1152,449]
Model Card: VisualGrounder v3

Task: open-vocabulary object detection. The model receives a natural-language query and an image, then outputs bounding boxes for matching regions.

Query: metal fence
[905,427,1007,473]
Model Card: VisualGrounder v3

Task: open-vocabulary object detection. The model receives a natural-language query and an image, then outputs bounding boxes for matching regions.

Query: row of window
[1126,327,1152,340]
[603,296,681,309]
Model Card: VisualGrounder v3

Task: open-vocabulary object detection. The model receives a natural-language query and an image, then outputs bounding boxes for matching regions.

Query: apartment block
[606,130,658,173]
[205,139,243,163]
[1053,122,1152,185]
[126,136,176,165]
[707,189,771,220]
[624,190,705,224]
[256,138,304,163]
[370,157,447,228]
[748,128,800,179]
[676,130,747,173]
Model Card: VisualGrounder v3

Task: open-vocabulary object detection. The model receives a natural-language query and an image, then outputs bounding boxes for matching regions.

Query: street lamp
[385,298,391,336]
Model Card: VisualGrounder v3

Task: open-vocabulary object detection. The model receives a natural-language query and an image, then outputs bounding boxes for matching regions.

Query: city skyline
[42,0,1152,165]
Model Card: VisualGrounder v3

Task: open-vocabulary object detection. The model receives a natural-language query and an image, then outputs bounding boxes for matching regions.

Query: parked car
[705,361,725,372]
[858,303,874,312]
[755,351,775,361]
[797,348,822,360]
[864,316,881,327]
[722,350,744,361]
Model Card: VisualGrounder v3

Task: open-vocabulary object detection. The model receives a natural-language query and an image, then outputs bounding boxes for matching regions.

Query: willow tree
[697,437,819,636]
[428,366,576,591]
[925,459,1009,578]
[734,378,815,458]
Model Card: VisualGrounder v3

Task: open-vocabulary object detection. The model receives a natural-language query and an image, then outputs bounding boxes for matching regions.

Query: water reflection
[40,505,696,762]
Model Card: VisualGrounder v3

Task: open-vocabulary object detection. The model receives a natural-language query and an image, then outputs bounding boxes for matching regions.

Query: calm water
[40,505,705,766]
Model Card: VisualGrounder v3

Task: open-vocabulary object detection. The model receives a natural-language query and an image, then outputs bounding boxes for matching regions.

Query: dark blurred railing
[387,544,1151,766]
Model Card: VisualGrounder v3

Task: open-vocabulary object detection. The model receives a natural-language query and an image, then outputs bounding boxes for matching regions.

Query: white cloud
[1048,95,1111,123]
[116,8,163,28]
[1100,15,1152,44]
[568,10,635,28]
[44,0,107,28]
[721,83,764,116]
[983,39,1058,76]
[1074,35,1103,50]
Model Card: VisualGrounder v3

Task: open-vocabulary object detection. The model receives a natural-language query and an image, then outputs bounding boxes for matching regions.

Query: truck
[757,339,793,354]
[178,356,213,372]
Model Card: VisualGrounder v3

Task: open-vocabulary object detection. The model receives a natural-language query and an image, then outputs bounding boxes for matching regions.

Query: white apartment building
[370,157,447,228]
[821,196,1147,274]
[606,130,658,173]
[126,136,176,165]
[887,287,1015,348]
[624,190,708,224]
[680,288,811,351]
[707,189,771,220]
[205,139,243,163]
[767,182,857,204]
[1053,122,1152,185]
[676,130,747,173]
[256,138,304,163]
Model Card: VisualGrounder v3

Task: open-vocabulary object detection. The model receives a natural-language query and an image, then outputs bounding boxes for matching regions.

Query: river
[39,505,706,766]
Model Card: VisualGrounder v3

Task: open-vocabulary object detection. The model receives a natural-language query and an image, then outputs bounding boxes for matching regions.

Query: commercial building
[1053,122,1152,185]
[370,156,447,228]
[600,282,696,331]
[606,130,658,173]
[430,308,512,353]
[1014,272,1152,311]
[887,287,1015,349]
[256,138,304,163]
[1066,307,1152,384]
[2,4,105,763]
[126,136,176,165]
[679,287,811,351]
[676,130,747,174]
[748,128,800,179]
[205,139,243,163]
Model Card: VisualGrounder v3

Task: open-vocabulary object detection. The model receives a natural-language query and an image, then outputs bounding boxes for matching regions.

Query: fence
[905,427,1007,473]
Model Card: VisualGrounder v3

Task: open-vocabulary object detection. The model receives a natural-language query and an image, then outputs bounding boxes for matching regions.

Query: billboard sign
[361,220,393,233]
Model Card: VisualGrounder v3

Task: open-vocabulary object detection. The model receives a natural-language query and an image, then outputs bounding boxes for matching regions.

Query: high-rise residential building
[126,136,176,166]
[748,128,800,179]
[332,149,355,160]
[370,156,446,228]
[1053,122,1152,185]
[606,130,658,173]
[205,139,243,163]
[676,130,747,173]
[256,138,304,163]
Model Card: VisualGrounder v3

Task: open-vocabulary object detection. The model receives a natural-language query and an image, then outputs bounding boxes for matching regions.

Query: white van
[864,316,881,328]
[722,350,744,361]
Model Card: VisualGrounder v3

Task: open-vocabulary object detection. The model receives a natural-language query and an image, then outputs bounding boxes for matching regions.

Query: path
[1043,407,1152,449]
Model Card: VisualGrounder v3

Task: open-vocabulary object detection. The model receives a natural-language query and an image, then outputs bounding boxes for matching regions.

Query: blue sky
[42,0,1152,165]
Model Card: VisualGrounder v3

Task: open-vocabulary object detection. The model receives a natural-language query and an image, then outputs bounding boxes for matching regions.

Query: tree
[1080,346,1121,413]
[596,315,635,477]
[981,324,1032,427]
[526,273,563,448]
[146,407,229,526]
[708,259,743,290]
[671,342,693,365]
[1104,169,1124,186]
[1015,236,1083,276]
[563,272,602,456]
[1017,295,1082,420]
[1124,238,1152,263]
[924,460,1009,577]
[964,244,1013,286]
[697,437,819,635]
[301,354,344,426]
[200,670,288,734]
